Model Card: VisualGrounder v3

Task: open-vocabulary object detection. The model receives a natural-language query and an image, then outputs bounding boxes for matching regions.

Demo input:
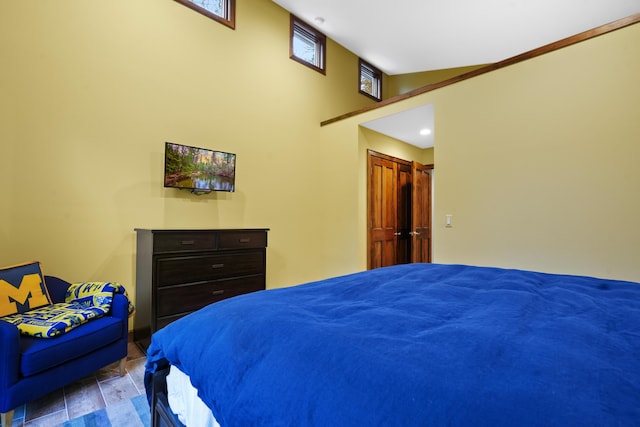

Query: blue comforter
[145,263,640,426]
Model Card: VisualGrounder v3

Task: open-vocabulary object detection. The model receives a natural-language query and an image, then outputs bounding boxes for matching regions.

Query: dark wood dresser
[133,228,268,348]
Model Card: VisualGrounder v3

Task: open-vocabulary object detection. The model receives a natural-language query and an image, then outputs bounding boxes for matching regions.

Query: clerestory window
[359,59,382,101]
[174,0,235,29]
[290,15,326,74]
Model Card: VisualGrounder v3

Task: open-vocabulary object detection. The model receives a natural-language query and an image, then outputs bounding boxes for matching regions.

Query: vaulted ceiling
[273,0,638,75]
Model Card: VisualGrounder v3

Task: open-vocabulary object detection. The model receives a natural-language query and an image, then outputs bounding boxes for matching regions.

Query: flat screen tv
[164,142,236,193]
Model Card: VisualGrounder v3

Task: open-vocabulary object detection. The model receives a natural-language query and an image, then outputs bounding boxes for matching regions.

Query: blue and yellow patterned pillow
[0,261,51,317]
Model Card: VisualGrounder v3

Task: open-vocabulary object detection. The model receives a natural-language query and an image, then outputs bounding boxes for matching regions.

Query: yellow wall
[433,24,640,281]
[0,75,14,245]
[0,0,380,316]
[345,21,640,283]
[3,0,638,336]
[385,65,488,98]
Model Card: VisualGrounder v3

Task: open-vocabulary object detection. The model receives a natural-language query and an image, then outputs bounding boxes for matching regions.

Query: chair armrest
[0,320,20,388]
[110,293,131,321]
[109,293,131,342]
[44,276,72,303]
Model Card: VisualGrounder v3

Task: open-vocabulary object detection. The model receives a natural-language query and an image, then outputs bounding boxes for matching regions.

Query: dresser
[133,228,268,347]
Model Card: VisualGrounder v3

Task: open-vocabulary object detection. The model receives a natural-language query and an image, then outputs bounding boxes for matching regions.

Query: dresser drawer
[156,275,265,317]
[156,313,187,331]
[156,251,265,287]
[219,230,267,249]
[153,232,217,253]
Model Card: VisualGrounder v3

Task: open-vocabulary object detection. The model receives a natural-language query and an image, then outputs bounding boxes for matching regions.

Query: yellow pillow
[0,261,52,317]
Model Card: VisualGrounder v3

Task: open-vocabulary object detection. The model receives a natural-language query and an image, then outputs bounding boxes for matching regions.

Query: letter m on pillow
[0,261,52,317]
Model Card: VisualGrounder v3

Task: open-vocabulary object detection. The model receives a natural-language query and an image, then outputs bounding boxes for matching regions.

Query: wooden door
[411,162,432,263]
[368,156,398,269]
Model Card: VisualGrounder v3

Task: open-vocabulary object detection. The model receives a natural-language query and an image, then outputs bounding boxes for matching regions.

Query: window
[290,15,326,74]
[174,0,235,29]
[359,59,382,101]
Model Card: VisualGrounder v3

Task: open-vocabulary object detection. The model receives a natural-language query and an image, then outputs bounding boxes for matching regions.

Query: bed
[144,263,640,426]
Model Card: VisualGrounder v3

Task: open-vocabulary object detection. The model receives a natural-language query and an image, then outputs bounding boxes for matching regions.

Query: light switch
[445,214,453,227]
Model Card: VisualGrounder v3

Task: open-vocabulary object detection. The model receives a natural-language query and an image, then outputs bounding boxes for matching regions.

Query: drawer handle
[212,290,225,296]
[239,238,251,243]
[181,240,195,245]
[211,263,225,269]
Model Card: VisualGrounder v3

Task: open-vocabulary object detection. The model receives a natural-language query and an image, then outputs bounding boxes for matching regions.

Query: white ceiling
[273,0,638,75]
[272,0,638,149]
[361,105,435,149]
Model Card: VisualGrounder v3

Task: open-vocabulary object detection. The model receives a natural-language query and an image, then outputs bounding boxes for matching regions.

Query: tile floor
[4,341,147,427]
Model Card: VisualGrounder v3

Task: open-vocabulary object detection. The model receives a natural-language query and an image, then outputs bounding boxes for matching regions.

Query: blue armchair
[0,276,130,426]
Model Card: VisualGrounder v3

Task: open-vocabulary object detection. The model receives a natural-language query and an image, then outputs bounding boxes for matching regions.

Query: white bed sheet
[166,365,221,427]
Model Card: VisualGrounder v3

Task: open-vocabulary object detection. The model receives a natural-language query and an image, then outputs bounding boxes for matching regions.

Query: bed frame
[150,366,185,427]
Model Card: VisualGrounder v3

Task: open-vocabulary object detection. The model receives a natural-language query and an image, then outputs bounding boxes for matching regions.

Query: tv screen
[164,142,236,192]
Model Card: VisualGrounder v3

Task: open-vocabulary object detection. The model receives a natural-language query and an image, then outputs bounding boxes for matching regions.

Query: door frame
[367,149,434,269]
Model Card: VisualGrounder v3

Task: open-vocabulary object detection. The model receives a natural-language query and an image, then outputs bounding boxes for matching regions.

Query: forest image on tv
[165,143,236,192]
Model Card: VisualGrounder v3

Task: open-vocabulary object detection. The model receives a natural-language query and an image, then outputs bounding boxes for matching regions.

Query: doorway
[367,150,433,270]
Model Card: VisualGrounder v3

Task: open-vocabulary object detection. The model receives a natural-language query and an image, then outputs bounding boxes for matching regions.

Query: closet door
[411,162,432,263]
[368,156,398,269]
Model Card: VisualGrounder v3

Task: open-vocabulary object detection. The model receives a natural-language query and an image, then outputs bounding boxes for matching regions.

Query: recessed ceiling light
[314,17,325,25]
[420,128,432,136]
